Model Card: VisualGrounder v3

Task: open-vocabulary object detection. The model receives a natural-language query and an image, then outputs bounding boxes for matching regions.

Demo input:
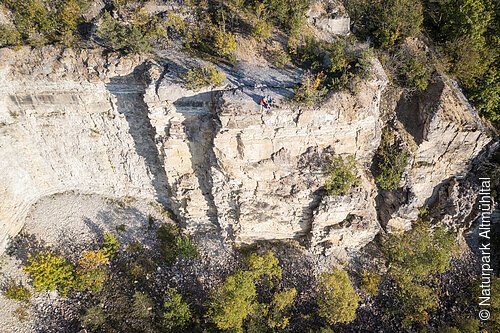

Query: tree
[324,155,359,196]
[346,0,423,48]
[361,270,381,297]
[183,65,226,91]
[383,221,456,325]
[102,232,120,259]
[208,251,294,332]
[208,270,258,332]
[23,252,76,296]
[163,288,192,330]
[373,129,409,191]
[81,305,107,330]
[316,268,360,325]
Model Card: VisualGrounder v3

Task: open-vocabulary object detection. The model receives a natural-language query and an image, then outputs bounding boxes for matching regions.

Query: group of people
[259,95,275,112]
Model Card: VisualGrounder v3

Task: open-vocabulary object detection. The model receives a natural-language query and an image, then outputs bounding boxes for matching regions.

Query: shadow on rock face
[395,80,445,146]
[106,64,171,208]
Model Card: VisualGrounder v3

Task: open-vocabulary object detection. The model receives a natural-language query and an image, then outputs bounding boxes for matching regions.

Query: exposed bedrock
[0,46,491,258]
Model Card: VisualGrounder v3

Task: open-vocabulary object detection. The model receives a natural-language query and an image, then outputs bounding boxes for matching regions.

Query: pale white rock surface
[0,45,491,258]
[386,79,489,231]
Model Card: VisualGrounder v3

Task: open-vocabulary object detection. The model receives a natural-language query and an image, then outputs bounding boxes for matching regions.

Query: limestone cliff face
[0,47,159,251]
[384,79,489,231]
[0,46,490,257]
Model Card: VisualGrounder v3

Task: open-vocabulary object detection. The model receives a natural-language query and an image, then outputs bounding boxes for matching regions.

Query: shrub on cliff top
[183,64,226,91]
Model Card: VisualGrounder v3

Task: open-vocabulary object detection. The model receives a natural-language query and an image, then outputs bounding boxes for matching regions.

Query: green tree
[163,288,192,330]
[384,221,456,325]
[131,292,153,319]
[324,155,359,196]
[23,252,76,296]
[361,270,381,297]
[3,281,32,303]
[346,0,423,48]
[373,129,409,191]
[316,268,360,325]
[208,251,292,332]
[102,232,120,259]
[208,270,258,332]
[81,305,107,330]
[183,65,226,91]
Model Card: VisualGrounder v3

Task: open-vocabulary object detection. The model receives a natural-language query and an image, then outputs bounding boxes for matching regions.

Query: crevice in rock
[106,64,171,207]
[299,188,326,247]
[395,80,445,145]
[176,90,224,232]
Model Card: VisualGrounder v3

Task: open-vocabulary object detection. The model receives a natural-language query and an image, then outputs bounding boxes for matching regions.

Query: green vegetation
[102,232,120,259]
[383,221,456,325]
[373,129,409,190]
[399,57,431,92]
[293,37,373,103]
[207,250,296,333]
[23,252,77,296]
[76,249,109,292]
[183,65,226,91]
[438,318,480,333]
[157,223,198,263]
[316,267,360,325]
[346,0,500,123]
[294,71,328,105]
[324,155,359,196]
[361,270,381,297]
[3,281,32,303]
[0,0,85,46]
[81,305,107,330]
[22,233,120,296]
[163,288,192,330]
[96,12,150,54]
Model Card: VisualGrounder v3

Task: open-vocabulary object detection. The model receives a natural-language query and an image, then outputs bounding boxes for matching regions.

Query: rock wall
[0,47,159,251]
[0,46,491,257]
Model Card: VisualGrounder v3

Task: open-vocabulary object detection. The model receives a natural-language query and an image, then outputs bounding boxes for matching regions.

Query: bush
[163,288,192,330]
[208,270,258,331]
[324,155,359,196]
[361,270,381,297]
[384,221,456,325]
[0,25,21,46]
[294,37,373,96]
[373,130,409,191]
[208,251,293,332]
[157,223,199,263]
[175,235,199,260]
[316,268,360,325]
[76,250,109,292]
[81,305,107,330]
[131,292,153,319]
[266,288,297,329]
[270,49,291,68]
[97,11,150,54]
[23,252,76,296]
[346,0,423,48]
[252,19,271,41]
[3,0,84,46]
[3,281,32,303]
[294,71,327,105]
[213,28,237,60]
[399,58,430,92]
[183,65,226,91]
[102,232,120,259]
